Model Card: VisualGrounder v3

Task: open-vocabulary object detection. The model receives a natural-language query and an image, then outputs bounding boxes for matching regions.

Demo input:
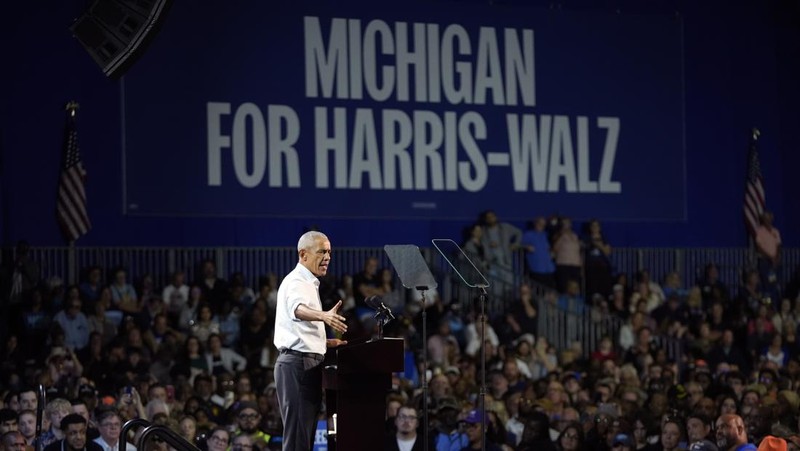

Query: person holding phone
[273,231,347,451]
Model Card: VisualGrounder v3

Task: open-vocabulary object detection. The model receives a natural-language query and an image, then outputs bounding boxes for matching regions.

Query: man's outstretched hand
[322,300,348,334]
[327,338,348,348]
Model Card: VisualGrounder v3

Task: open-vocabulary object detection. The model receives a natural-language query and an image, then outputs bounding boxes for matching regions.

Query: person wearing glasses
[274,231,348,451]
[233,402,270,450]
[385,405,428,451]
[206,427,230,451]
[556,422,584,451]
[93,409,135,451]
[232,434,256,451]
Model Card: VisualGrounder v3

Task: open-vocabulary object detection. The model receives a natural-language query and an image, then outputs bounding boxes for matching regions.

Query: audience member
[521,217,556,289]
[385,405,428,451]
[162,271,189,322]
[552,217,582,294]
[479,210,521,296]
[43,414,103,451]
[583,219,613,300]
[194,260,229,308]
[7,238,800,451]
[93,409,135,451]
[1,431,27,451]
[715,414,756,451]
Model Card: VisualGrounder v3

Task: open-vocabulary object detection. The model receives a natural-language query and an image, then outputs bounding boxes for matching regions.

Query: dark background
[1,0,798,248]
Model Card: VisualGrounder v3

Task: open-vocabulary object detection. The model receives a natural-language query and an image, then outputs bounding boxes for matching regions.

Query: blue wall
[0,0,798,248]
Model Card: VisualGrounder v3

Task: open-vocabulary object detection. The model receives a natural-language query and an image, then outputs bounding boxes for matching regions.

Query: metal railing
[122,418,200,451]
[139,424,201,451]
[11,246,799,295]
[5,245,798,361]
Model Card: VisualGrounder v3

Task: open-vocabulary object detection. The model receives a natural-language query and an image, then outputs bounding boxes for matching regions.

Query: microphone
[365,295,395,320]
[364,295,380,310]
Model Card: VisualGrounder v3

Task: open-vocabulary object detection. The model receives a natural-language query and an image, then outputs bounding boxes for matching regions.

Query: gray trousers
[275,352,323,451]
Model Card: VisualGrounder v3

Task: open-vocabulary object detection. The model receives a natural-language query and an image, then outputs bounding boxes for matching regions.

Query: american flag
[57,104,91,242]
[743,135,765,238]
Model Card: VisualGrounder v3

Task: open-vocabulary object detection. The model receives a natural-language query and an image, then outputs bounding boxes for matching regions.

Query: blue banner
[123,0,685,221]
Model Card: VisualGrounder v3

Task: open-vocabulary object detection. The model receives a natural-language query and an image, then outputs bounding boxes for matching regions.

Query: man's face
[65,423,87,451]
[98,415,122,443]
[2,433,26,451]
[716,416,739,450]
[696,398,716,417]
[686,418,709,443]
[207,430,229,451]
[464,422,482,443]
[231,437,254,451]
[395,408,418,435]
[236,408,260,433]
[661,423,680,450]
[19,393,36,411]
[18,414,36,439]
[300,238,332,277]
[149,387,167,403]
[0,418,17,434]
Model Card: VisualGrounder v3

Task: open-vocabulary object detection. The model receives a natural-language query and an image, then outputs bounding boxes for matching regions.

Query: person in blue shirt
[520,217,556,289]
[714,414,756,451]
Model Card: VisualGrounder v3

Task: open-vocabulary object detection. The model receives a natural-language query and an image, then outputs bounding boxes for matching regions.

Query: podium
[323,337,404,450]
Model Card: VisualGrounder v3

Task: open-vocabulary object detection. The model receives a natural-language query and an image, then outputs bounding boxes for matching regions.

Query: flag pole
[64,102,80,285]
[747,127,761,268]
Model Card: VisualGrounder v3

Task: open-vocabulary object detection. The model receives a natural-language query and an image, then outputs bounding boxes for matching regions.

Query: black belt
[280,348,323,359]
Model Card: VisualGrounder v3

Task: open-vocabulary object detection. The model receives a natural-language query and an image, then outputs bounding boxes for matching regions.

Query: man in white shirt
[274,231,348,451]
[162,271,189,317]
[93,410,135,451]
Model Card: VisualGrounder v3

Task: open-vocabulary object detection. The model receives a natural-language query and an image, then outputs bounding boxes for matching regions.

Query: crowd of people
[0,209,797,451]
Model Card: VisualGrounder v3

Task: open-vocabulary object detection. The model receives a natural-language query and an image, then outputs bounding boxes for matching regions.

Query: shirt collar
[296,263,320,287]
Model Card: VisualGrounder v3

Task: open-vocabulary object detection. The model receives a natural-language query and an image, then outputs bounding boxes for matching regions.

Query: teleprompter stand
[384,244,438,451]
[432,238,491,451]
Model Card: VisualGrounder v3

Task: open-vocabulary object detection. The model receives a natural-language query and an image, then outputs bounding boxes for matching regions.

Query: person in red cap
[757,436,787,451]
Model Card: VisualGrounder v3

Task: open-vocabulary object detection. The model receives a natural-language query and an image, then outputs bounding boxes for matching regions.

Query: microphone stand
[477,286,488,451]
[35,384,46,451]
[374,305,393,339]
[418,287,429,451]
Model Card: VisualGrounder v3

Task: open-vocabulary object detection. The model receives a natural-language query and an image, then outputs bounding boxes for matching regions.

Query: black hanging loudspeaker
[70,0,174,79]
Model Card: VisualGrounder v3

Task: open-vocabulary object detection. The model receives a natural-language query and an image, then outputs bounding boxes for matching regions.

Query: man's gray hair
[297,231,328,253]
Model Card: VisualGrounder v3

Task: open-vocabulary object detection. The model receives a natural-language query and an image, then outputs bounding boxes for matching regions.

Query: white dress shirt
[94,436,137,451]
[274,263,326,355]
